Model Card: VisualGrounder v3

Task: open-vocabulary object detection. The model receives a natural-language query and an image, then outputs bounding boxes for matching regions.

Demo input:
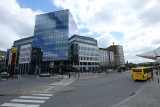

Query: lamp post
[154,50,160,83]
[154,51,160,74]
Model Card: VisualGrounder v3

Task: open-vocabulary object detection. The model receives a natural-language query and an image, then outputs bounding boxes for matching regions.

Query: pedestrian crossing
[50,80,74,86]
[0,78,74,107]
[0,103,40,107]
[0,93,53,107]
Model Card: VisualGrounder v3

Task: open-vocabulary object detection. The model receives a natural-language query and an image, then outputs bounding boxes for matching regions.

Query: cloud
[53,0,160,63]
[95,33,117,48]
[0,0,42,51]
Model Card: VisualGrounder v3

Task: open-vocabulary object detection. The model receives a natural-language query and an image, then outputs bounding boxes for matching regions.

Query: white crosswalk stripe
[32,94,53,97]
[0,103,40,107]
[50,80,73,86]
[0,93,54,107]
[11,99,45,103]
[19,96,50,100]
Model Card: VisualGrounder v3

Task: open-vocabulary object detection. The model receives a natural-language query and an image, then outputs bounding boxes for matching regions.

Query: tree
[125,61,129,68]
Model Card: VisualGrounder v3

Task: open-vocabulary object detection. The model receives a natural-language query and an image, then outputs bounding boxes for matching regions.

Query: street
[0,75,59,94]
[0,72,146,107]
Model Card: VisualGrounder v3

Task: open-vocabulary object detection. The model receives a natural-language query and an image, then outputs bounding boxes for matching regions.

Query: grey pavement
[118,74,160,107]
[40,71,145,107]
[0,71,150,107]
[0,75,59,94]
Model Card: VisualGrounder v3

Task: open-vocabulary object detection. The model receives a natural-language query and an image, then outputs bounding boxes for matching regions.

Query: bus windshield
[132,69,142,72]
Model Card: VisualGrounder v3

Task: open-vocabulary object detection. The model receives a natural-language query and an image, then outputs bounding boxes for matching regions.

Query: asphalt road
[0,75,58,94]
[0,72,146,107]
[41,72,146,107]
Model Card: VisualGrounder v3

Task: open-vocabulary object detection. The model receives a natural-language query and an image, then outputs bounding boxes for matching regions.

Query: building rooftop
[14,36,33,46]
[69,34,97,41]
[14,36,33,43]
[36,9,69,16]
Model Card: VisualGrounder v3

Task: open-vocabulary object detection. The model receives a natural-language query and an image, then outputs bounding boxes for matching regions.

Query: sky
[0,0,160,63]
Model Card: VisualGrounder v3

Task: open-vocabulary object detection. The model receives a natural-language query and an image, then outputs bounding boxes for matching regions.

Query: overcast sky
[0,0,160,63]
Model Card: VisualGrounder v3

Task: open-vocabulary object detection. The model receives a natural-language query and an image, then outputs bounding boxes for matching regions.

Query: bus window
[143,69,148,74]
[132,69,142,72]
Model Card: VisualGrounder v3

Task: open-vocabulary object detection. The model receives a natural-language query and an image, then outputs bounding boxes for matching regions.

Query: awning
[136,47,160,60]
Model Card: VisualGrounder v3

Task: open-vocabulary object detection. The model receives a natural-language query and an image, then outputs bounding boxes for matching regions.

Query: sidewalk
[118,75,160,107]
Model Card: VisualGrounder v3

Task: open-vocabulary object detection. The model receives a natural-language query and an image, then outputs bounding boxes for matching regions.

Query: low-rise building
[0,50,7,72]
[6,36,33,74]
[69,34,100,71]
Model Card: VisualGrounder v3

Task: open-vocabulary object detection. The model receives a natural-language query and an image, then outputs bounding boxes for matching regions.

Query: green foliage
[125,60,129,68]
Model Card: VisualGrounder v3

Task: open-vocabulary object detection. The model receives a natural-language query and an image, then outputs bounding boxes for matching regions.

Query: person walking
[151,71,154,80]
[68,72,71,79]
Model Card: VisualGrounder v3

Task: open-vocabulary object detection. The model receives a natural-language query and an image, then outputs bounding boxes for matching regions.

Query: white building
[69,34,100,71]
[99,48,109,66]
[99,48,115,67]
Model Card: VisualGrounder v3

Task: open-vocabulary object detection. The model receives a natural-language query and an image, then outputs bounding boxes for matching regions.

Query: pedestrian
[59,68,62,74]
[118,69,121,73]
[156,71,158,76]
[151,71,154,80]
[68,72,71,79]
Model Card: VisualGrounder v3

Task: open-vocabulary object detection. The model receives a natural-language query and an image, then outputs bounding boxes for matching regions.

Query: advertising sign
[10,47,17,76]
[13,47,17,53]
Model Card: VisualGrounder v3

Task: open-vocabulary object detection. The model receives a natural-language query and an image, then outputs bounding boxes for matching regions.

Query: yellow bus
[131,67,153,80]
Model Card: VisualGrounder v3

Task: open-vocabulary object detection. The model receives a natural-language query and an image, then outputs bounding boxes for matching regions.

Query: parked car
[0,72,9,78]
[39,73,51,77]
[126,68,130,70]
[106,69,113,73]
[97,70,103,73]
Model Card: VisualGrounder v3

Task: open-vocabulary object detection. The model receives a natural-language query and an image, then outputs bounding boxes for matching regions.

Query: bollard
[158,78,159,84]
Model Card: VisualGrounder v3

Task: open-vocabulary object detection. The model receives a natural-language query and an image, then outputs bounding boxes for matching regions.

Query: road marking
[32,94,53,97]
[50,80,73,86]
[0,103,40,107]
[44,86,54,92]
[19,96,50,99]
[130,80,134,82]
[11,99,45,103]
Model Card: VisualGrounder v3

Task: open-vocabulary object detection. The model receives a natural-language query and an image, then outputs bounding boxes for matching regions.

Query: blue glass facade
[33,9,78,61]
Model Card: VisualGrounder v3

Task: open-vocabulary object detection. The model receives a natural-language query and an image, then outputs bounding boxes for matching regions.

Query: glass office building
[33,9,78,62]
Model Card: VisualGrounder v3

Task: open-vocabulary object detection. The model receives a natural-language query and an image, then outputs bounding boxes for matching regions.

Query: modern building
[6,9,126,74]
[109,50,115,66]
[107,45,125,68]
[6,9,79,74]
[6,36,33,74]
[99,48,115,69]
[32,9,78,72]
[69,34,100,71]
[0,50,7,72]
[99,48,109,66]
